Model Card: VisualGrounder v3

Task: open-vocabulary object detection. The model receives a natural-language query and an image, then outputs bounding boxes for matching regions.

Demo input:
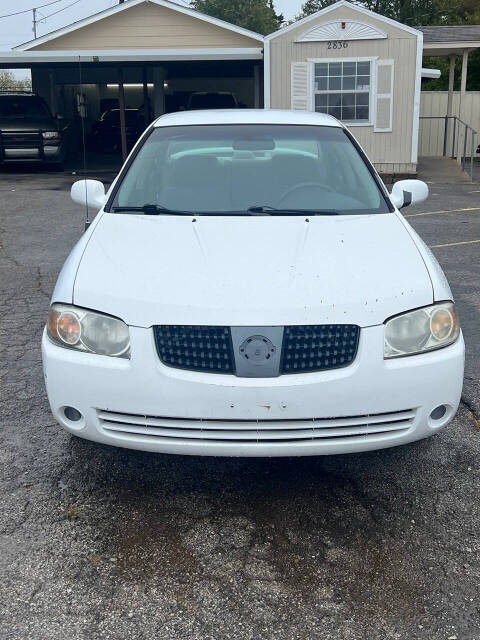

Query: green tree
[295,0,337,19]
[296,0,440,26]
[191,0,283,35]
[437,0,480,24]
[0,70,31,91]
[422,0,480,90]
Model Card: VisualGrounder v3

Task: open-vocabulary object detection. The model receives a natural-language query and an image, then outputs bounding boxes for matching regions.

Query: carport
[0,0,264,163]
[419,25,480,175]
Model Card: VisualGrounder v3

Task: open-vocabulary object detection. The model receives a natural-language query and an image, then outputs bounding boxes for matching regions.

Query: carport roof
[0,48,263,67]
[419,25,480,43]
[418,25,480,56]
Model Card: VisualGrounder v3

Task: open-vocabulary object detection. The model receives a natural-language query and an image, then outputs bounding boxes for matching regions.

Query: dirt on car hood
[73,211,433,328]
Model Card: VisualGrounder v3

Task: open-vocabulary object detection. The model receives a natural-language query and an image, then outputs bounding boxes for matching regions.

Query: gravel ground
[0,161,479,640]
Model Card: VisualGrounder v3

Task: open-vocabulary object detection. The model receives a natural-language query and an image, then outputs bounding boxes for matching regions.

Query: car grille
[153,325,360,376]
[97,409,416,445]
[0,131,43,148]
[281,325,359,373]
[153,325,235,374]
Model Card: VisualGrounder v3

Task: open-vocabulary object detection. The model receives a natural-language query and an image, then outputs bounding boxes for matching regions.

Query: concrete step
[417,156,474,184]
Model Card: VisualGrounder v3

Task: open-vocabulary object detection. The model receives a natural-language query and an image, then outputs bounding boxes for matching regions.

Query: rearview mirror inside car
[233,137,276,151]
[390,179,429,209]
[71,179,106,210]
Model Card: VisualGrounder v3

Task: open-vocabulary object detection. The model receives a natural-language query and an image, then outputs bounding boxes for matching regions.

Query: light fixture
[106,83,154,88]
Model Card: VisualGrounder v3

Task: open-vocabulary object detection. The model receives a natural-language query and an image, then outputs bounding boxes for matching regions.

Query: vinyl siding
[269,5,419,168]
[30,2,262,50]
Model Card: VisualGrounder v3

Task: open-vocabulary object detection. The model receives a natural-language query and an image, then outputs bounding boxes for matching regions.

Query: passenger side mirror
[71,179,106,210]
[390,179,429,209]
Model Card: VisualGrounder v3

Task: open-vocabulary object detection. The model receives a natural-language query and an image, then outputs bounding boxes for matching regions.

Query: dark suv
[0,92,65,166]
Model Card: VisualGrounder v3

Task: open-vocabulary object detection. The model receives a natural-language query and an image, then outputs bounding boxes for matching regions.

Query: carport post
[142,67,150,127]
[118,68,128,162]
[459,49,469,120]
[445,55,456,156]
[153,67,166,118]
[470,131,475,181]
[254,64,261,109]
[48,70,57,116]
[446,55,455,117]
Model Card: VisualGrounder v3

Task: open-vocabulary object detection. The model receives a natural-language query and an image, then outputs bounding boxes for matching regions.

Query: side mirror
[390,179,429,209]
[56,113,64,120]
[71,179,106,210]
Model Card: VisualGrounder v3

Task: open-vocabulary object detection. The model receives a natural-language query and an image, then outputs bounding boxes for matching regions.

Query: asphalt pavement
[0,160,479,640]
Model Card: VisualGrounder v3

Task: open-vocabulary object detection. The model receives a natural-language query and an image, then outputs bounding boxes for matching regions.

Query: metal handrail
[419,115,477,181]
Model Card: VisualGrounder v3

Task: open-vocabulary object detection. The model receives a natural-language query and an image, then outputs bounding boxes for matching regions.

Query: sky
[0,0,304,53]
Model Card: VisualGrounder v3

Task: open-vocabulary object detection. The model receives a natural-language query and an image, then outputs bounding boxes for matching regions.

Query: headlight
[42,131,60,143]
[384,302,459,358]
[47,304,130,358]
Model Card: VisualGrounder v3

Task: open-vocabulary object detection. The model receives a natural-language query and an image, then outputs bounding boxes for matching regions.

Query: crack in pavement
[461,396,480,427]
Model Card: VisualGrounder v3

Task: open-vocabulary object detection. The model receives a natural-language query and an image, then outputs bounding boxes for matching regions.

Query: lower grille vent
[98,409,416,445]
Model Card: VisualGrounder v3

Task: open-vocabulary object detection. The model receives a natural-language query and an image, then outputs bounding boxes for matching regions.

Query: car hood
[73,212,433,327]
[0,116,57,132]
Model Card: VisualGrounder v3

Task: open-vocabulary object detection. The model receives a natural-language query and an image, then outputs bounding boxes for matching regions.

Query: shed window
[314,61,371,123]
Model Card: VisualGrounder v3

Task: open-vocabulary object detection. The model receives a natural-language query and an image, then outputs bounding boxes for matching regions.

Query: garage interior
[0,56,263,170]
[0,0,264,171]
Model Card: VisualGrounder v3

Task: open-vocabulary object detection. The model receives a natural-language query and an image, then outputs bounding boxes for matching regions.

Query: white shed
[265,0,423,178]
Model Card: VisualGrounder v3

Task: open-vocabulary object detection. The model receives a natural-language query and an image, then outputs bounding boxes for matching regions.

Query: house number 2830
[327,41,349,49]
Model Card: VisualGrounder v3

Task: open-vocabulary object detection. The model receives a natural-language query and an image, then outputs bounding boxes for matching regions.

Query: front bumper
[0,146,64,163]
[42,325,465,457]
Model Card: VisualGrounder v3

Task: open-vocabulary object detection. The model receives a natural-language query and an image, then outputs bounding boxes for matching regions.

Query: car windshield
[111,124,390,215]
[0,96,51,118]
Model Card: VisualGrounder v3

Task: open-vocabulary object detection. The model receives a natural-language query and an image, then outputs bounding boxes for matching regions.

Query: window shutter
[291,62,310,111]
[374,60,394,132]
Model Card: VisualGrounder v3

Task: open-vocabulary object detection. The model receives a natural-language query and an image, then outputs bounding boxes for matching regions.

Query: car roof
[153,109,343,128]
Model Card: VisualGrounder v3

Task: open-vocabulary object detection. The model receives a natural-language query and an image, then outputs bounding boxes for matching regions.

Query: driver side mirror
[71,179,106,210]
[390,179,429,209]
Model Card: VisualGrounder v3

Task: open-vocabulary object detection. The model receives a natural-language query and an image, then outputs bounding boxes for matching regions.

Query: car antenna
[78,56,90,231]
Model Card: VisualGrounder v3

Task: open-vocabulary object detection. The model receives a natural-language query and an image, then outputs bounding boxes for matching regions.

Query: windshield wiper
[247,206,339,216]
[112,204,195,216]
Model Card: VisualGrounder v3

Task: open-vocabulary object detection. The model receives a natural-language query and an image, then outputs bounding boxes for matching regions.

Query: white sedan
[42,110,464,457]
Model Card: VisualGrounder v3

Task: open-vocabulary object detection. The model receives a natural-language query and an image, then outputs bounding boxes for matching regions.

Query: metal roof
[418,25,480,44]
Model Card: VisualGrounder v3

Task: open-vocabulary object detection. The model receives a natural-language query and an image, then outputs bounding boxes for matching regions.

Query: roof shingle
[418,25,480,44]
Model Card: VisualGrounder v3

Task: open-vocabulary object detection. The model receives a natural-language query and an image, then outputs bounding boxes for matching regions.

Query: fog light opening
[430,405,447,421]
[64,406,82,422]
